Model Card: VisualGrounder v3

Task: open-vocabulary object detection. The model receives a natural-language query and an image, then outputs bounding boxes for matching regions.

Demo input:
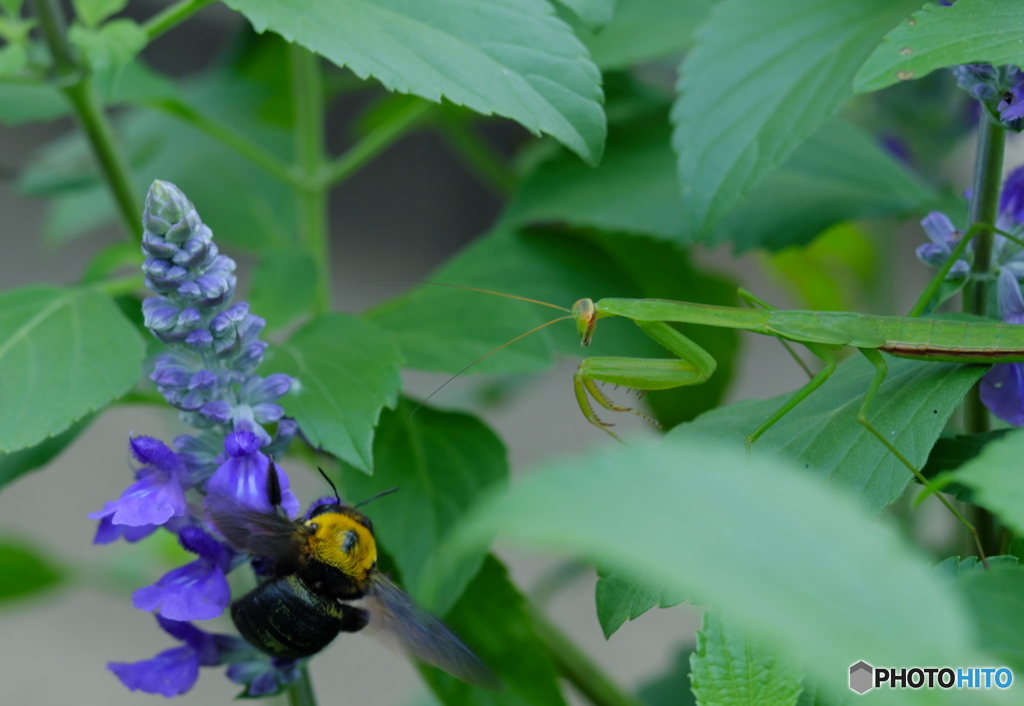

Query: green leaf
[595,566,687,638]
[949,429,1024,535]
[957,566,1024,674]
[921,430,1012,478]
[68,19,146,72]
[709,119,940,252]
[0,539,65,602]
[72,0,127,28]
[638,645,697,706]
[0,415,93,491]
[668,355,986,514]
[932,555,1018,579]
[246,249,318,333]
[421,555,567,706]
[690,612,803,706]
[446,440,986,699]
[0,0,23,17]
[0,286,144,453]
[265,313,403,473]
[582,0,715,70]
[223,0,606,164]
[556,0,614,28]
[341,401,507,615]
[672,0,924,237]
[855,0,1024,94]
[0,43,26,76]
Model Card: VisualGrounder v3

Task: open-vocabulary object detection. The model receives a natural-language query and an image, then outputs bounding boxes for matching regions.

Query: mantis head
[572,298,598,346]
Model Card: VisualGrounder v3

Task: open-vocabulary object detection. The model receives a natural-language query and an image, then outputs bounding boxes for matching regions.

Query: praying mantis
[436,222,1018,565]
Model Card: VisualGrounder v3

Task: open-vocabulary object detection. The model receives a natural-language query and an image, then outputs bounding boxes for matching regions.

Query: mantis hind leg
[856,348,987,567]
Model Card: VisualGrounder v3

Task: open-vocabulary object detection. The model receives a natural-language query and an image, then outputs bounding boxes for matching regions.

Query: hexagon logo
[850,661,874,694]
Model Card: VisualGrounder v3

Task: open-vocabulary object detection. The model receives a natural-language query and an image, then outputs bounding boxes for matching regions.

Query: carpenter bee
[208,468,497,688]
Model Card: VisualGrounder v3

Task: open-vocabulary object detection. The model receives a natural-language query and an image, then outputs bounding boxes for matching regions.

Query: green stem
[286,665,318,706]
[530,608,644,706]
[963,116,1005,558]
[150,99,294,184]
[290,43,331,314]
[438,116,516,194]
[143,0,217,41]
[32,0,141,241]
[324,99,433,186]
[94,272,145,296]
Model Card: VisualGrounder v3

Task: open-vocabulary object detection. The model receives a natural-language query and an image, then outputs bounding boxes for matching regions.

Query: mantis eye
[342,530,358,553]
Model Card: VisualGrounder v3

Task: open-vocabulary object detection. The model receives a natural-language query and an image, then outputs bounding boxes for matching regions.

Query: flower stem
[290,43,331,314]
[529,608,644,706]
[963,115,1005,558]
[286,664,318,706]
[143,0,217,41]
[31,0,141,242]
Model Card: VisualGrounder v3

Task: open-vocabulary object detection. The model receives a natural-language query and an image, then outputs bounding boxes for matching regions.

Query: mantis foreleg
[573,320,716,441]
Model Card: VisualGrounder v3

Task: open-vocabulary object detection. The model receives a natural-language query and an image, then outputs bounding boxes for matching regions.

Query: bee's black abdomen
[232,576,355,659]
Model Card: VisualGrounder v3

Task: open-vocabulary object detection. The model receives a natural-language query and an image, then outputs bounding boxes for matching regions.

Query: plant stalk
[286,664,318,706]
[530,608,644,706]
[290,43,331,314]
[143,0,217,41]
[963,115,1006,558]
[32,0,141,241]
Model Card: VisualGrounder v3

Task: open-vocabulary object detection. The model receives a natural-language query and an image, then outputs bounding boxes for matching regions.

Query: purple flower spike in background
[97,181,300,697]
[980,270,1024,425]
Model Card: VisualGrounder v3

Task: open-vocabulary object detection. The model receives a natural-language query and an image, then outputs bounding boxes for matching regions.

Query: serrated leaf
[0,415,93,491]
[950,429,1024,535]
[445,440,986,700]
[638,645,697,706]
[246,249,318,333]
[265,313,402,473]
[690,612,803,706]
[0,539,65,602]
[72,0,127,28]
[224,0,606,164]
[855,0,1024,94]
[673,0,923,237]
[341,401,507,615]
[421,555,567,706]
[557,0,614,28]
[595,566,687,638]
[668,355,986,514]
[68,19,146,72]
[582,0,714,70]
[932,555,1018,579]
[0,286,144,453]
[957,566,1024,674]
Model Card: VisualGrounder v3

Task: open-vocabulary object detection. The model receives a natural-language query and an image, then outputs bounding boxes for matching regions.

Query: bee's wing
[206,495,306,565]
[365,573,499,690]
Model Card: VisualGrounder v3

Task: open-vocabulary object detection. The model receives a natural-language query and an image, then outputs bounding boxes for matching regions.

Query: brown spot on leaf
[896,70,915,81]
[900,47,913,56]
[908,18,916,26]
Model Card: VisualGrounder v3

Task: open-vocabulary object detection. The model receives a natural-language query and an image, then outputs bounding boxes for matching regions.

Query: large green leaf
[0,287,143,453]
[581,0,714,70]
[672,0,923,237]
[855,0,1024,94]
[265,313,403,473]
[508,113,936,252]
[224,0,606,164]
[444,440,990,702]
[668,355,985,514]
[556,0,614,28]
[0,539,65,603]
[341,401,507,615]
[595,566,686,638]
[0,414,93,491]
[956,566,1024,675]
[690,612,803,706]
[949,429,1024,535]
[421,555,567,706]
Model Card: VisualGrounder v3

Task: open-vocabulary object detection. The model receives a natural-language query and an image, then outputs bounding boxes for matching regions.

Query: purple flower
[88,437,189,535]
[205,431,299,517]
[227,657,301,697]
[981,270,1024,425]
[915,211,970,278]
[109,616,250,697]
[132,527,234,620]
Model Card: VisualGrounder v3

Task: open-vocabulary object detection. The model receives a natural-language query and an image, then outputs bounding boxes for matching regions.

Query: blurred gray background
[0,2,1008,705]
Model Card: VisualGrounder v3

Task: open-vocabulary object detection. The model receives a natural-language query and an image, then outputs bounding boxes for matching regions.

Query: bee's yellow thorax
[305,513,377,581]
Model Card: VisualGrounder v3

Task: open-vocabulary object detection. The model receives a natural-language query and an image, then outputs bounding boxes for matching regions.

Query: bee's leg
[338,604,371,633]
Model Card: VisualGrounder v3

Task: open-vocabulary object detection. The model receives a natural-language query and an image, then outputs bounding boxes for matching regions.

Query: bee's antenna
[354,487,399,509]
[316,466,341,504]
